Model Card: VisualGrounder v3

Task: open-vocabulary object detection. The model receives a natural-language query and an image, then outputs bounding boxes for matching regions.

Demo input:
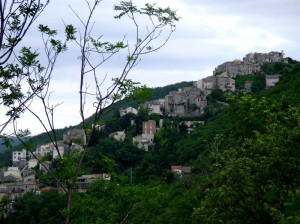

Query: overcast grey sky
[3,0,300,135]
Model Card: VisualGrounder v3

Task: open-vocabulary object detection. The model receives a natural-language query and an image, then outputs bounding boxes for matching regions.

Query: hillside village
[0,51,288,199]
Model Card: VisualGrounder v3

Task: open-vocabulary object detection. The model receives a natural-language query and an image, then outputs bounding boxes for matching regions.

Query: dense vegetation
[234,73,266,92]
[1,62,300,223]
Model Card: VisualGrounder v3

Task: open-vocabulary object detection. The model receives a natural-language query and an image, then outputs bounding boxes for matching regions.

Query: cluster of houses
[213,51,285,77]
[111,51,287,150]
[0,129,110,200]
[198,51,286,94]
[0,51,287,200]
[0,123,193,199]
[114,107,204,151]
[138,51,285,120]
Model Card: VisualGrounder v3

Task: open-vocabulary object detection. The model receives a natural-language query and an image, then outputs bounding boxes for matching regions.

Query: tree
[0,0,49,65]
[192,96,300,224]
[8,1,179,223]
[5,190,67,224]
[0,0,50,140]
[0,195,11,221]
[206,88,226,103]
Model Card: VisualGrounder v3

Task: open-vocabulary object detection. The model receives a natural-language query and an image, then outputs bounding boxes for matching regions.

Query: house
[182,121,204,133]
[109,131,125,141]
[76,173,110,191]
[28,159,38,169]
[131,120,157,151]
[0,181,37,200]
[216,72,235,92]
[171,166,191,178]
[37,186,65,194]
[34,142,54,159]
[147,100,164,115]
[63,129,86,146]
[119,106,138,116]
[244,81,253,92]
[132,134,154,151]
[95,124,106,131]
[34,141,68,160]
[4,167,22,181]
[23,174,35,182]
[164,86,206,117]
[12,149,28,169]
[266,75,280,87]
[133,120,156,151]
[39,186,56,191]
[39,161,52,173]
[200,76,216,95]
[52,141,69,158]
[268,51,284,62]
[143,120,157,134]
[12,149,27,162]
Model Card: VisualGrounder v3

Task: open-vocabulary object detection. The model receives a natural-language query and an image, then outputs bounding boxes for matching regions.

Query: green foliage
[54,150,81,187]
[1,5,73,145]
[235,73,266,92]
[0,195,11,220]
[5,190,67,224]
[151,81,194,100]
[83,137,144,176]
[0,1,49,64]
[70,180,169,224]
[206,88,226,102]
[3,72,300,223]
[175,111,230,166]
[192,95,300,224]
[227,93,278,138]
[127,85,153,105]
[261,62,291,74]
[114,2,179,25]
[266,62,300,106]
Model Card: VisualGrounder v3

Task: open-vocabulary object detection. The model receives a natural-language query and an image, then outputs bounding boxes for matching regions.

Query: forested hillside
[0,81,193,167]
[2,62,300,223]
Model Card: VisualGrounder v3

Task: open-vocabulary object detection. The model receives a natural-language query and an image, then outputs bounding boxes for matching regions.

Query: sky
[2,0,300,136]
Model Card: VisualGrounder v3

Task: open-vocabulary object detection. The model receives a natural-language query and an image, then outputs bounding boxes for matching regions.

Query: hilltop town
[0,51,289,199]
[145,51,285,118]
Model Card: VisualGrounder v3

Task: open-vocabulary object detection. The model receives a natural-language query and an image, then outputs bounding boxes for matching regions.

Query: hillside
[2,61,300,223]
[0,81,194,165]
[0,136,22,151]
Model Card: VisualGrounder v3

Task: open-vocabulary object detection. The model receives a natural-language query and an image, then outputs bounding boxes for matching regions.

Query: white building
[132,134,155,151]
[63,129,86,146]
[52,141,68,159]
[12,149,27,162]
[76,173,111,192]
[109,131,126,141]
[266,75,280,87]
[28,159,38,169]
[4,167,22,181]
[171,166,191,178]
[34,141,68,160]
[183,121,204,133]
[35,143,53,159]
[119,106,138,116]
[147,100,164,115]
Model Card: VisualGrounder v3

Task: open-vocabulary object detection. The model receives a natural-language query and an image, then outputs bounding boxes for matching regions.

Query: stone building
[132,120,157,151]
[266,75,280,87]
[164,86,207,117]
[198,72,235,94]
[214,51,284,77]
